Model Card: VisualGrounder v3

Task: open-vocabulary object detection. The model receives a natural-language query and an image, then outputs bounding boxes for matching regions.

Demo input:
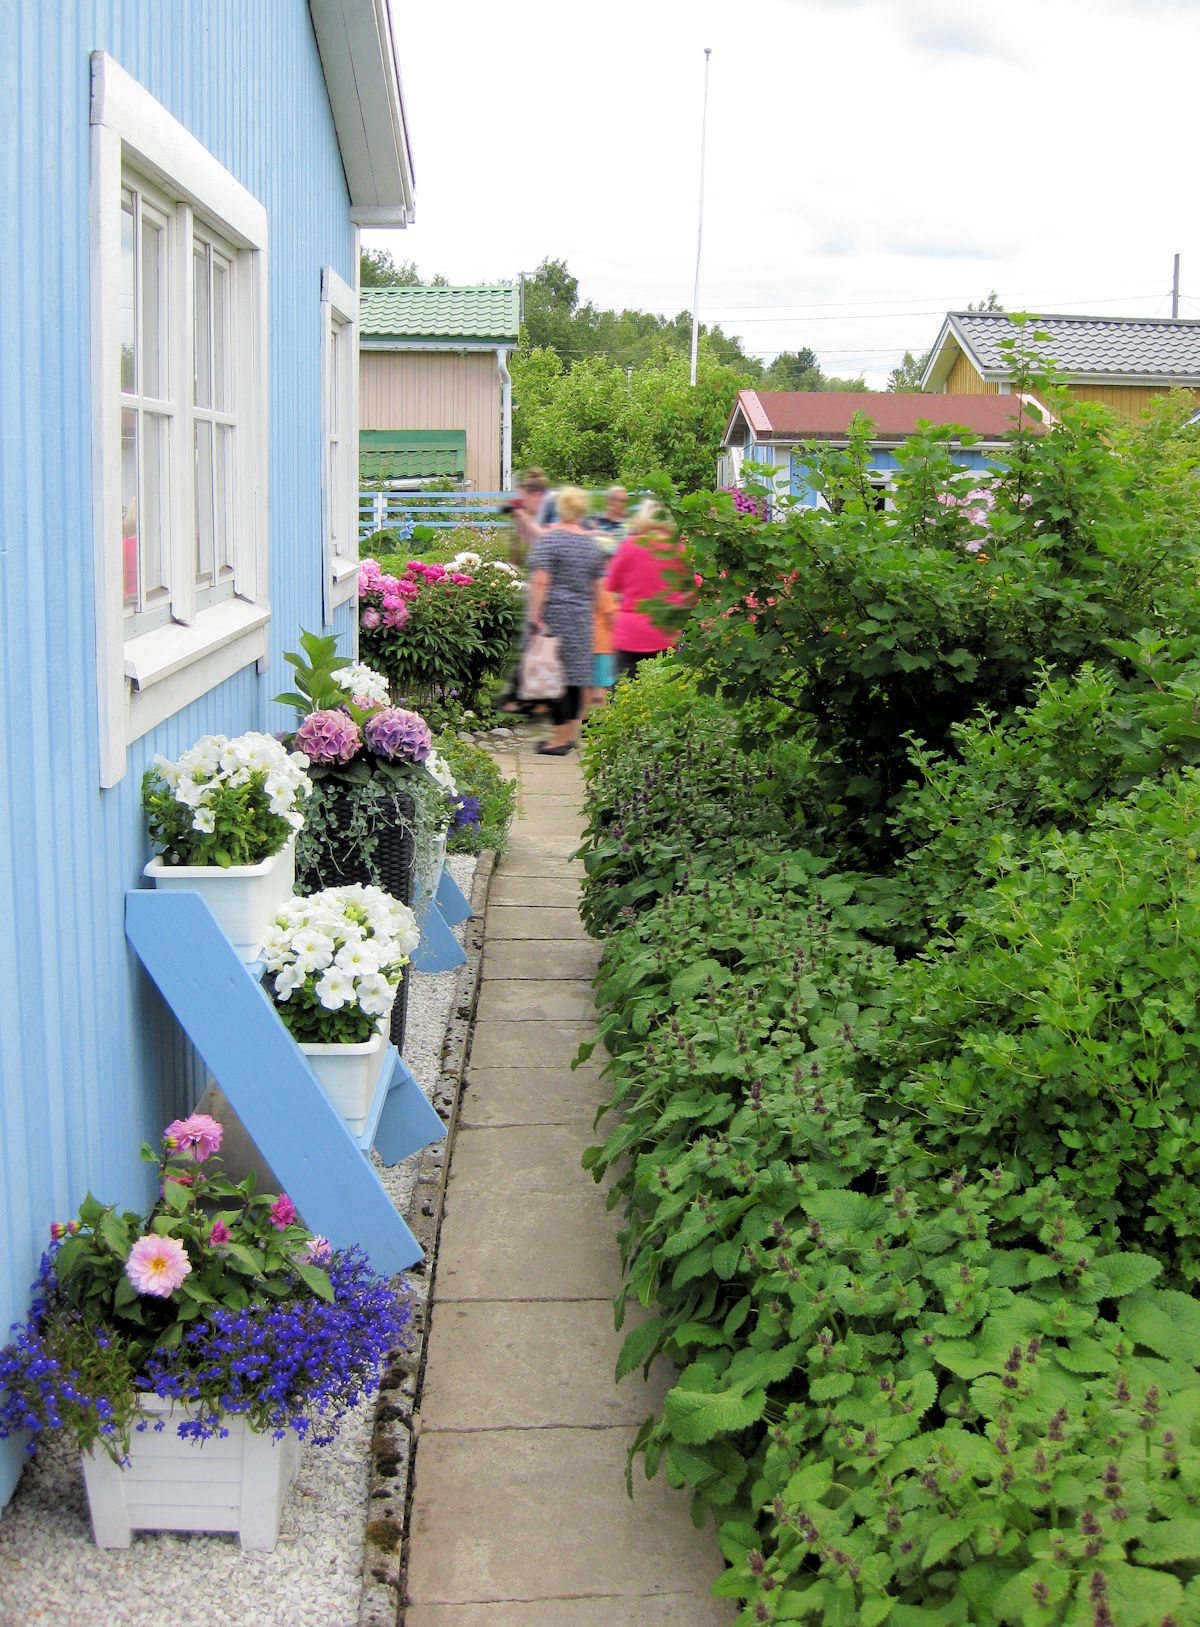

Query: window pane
[193,243,212,409]
[121,191,136,394]
[329,326,341,437]
[213,255,232,413]
[214,423,235,578]
[140,214,166,400]
[141,412,170,605]
[195,419,214,586]
[122,408,139,609]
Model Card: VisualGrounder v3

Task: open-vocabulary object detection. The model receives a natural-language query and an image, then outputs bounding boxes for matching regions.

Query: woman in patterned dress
[527,487,606,755]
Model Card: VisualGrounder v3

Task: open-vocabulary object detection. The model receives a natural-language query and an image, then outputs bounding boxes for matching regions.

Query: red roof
[731,390,1039,441]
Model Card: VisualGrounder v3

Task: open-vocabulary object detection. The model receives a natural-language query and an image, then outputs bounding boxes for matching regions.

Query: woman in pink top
[605,502,693,678]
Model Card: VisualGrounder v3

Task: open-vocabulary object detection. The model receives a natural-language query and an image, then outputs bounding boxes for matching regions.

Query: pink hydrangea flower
[164,1112,223,1162]
[208,1218,231,1246]
[126,1234,192,1298]
[361,607,382,629]
[269,1193,297,1231]
[294,709,362,765]
[364,706,432,763]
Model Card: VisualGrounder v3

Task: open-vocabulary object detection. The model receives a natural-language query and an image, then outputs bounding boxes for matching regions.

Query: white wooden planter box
[144,837,296,962]
[80,1396,300,1550]
[300,1026,390,1136]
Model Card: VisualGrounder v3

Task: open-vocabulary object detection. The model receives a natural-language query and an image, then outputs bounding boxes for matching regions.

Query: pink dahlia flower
[126,1234,192,1298]
[164,1112,223,1162]
[364,706,432,764]
[294,709,362,765]
[361,607,382,630]
[269,1193,297,1231]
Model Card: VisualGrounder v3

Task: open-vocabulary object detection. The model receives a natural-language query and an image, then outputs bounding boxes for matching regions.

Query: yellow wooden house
[922,311,1200,422]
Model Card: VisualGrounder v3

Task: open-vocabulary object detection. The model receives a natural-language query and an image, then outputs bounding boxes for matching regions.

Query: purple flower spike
[364,706,432,764]
[294,709,362,765]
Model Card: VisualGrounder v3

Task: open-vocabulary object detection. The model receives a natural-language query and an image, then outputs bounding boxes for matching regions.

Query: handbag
[519,632,566,701]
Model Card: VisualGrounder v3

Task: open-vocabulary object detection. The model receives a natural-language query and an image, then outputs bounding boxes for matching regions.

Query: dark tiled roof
[360,285,521,344]
[736,390,1034,441]
[950,312,1200,380]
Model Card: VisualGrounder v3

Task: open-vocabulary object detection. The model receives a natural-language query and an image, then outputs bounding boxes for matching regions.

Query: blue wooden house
[719,390,1036,509]
[0,0,415,1510]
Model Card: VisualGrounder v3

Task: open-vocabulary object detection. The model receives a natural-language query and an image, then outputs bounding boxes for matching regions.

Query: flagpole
[689,48,712,388]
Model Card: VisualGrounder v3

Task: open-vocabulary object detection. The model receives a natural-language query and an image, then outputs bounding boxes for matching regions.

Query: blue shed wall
[789,443,995,503]
[0,0,357,1507]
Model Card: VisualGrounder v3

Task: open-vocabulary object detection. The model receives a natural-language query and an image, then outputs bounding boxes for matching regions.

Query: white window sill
[122,597,270,751]
[124,597,270,688]
[331,553,361,608]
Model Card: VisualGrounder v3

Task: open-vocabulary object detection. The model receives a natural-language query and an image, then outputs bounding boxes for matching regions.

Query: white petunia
[336,940,382,976]
[273,963,306,1000]
[357,972,395,1016]
[191,806,216,834]
[315,967,355,1010]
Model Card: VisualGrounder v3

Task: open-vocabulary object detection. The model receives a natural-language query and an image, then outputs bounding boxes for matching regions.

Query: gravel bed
[0,855,477,1627]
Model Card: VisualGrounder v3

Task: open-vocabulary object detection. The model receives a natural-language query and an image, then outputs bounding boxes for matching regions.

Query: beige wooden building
[922,311,1200,422]
[359,284,521,491]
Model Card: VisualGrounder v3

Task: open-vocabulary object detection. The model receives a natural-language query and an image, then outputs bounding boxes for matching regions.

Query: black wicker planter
[297,790,416,1055]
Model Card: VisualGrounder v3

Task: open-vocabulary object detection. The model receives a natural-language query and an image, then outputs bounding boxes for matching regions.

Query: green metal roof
[360,284,521,345]
[359,429,466,480]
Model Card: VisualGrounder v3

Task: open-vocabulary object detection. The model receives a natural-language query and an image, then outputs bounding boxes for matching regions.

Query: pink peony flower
[397,579,419,597]
[126,1234,192,1298]
[451,573,473,585]
[381,592,402,611]
[164,1112,223,1162]
[359,558,382,590]
[361,607,382,629]
[378,574,400,594]
[303,1234,332,1265]
[208,1218,231,1246]
[383,604,410,630]
[293,709,362,765]
[269,1193,297,1231]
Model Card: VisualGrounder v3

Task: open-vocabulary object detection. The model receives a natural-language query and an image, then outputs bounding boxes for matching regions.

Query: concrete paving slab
[419,1299,672,1431]
[435,1188,621,1301]
[460,1067,605,1128]
[446,1123,599,1197]
[406,1597,734,1626]
[487,905,590,940]
[483,940,601,980]
[490,874,583,905]
[475,981,597,1023]
[405,1426,730,1606]
[494,859,582,885]
[469,1020,599,1070]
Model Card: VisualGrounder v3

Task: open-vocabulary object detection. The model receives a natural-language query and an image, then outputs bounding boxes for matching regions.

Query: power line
[635,285,1164,316]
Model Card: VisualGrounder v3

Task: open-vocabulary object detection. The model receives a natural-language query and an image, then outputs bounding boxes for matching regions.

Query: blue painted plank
[435,868,473,927]
[373,1053,447,1166]
[410,877,467,974]
[124,890,423,1275]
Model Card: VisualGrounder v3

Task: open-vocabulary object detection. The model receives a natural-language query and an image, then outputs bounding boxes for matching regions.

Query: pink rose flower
[208,1218,231,1246]
[164,1112,223,1162]
[269,1193,297,1231]
[361,607,382,629]
[126,1234,192,1298]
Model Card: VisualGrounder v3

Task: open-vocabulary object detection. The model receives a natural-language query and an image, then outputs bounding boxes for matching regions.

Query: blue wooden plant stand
[410,864,472,973]
[125,889,447,1275]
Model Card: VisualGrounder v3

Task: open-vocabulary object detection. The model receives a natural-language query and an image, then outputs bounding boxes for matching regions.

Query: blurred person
[527,486,605,754]
[605,501,694,679]
[506,467,549,567]
[587,580,618,710]
[585,485,629,553]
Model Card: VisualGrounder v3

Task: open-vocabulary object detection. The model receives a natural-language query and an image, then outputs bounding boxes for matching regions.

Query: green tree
[967,290,1004,311]
[360,248,448,287]
[887,348,930,391]
[763,348,823,390]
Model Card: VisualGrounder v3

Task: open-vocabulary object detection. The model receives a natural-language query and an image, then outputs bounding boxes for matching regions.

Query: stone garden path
[402,730,733,1625]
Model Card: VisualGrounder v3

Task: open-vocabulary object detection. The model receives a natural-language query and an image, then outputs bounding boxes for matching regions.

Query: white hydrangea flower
[332,663,391,707]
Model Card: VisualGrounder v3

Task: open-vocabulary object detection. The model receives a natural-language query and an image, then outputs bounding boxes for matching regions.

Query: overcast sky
[368,0,1200,388]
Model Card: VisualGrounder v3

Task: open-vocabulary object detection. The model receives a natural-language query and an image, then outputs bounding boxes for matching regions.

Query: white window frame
[321,266,360,617]
[90,51,269,788]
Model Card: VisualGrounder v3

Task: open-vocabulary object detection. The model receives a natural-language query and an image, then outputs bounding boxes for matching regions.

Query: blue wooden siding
[789,443,994,502]
[0,0,357,1508]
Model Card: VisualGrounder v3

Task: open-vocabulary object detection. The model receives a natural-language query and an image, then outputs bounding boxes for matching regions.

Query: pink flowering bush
[0,1121,411,1460]
[357,551,523,712]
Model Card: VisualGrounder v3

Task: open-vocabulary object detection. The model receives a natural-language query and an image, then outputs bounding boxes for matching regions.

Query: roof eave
[360,335,519,350]
[920,315,961,391]
[309,0,416,225]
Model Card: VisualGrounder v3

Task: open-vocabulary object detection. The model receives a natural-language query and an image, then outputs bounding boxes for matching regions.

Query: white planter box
[144,837,296,962]
[80,1396,300,1550]
[300,1026,390,1136]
